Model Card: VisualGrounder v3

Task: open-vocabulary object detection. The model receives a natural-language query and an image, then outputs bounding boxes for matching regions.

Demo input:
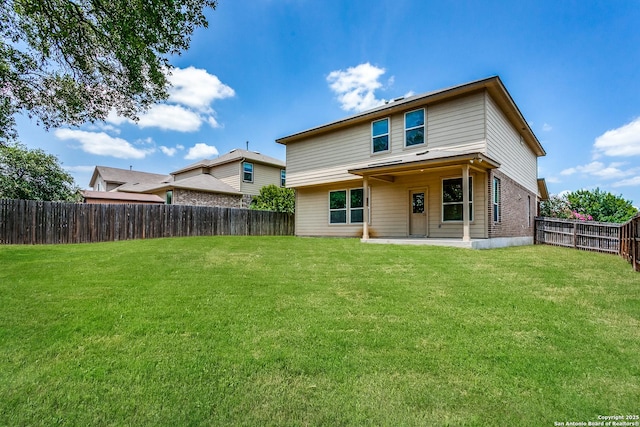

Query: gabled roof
[276,76,545,157]
[118,174,241,195]
[171,148,285,175]
[89,166,167,188]
[165,174,241,195]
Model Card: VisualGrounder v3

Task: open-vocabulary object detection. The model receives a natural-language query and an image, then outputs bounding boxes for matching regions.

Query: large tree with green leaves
[0,142,79,201]
[250,185,295,214]
[0,0,217,142]
[540,188,637,223]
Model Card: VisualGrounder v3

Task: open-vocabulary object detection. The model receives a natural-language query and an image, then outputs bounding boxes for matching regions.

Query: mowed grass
[0,237,638,426]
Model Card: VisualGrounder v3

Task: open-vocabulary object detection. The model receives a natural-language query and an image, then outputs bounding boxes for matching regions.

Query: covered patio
[348,149,501,242]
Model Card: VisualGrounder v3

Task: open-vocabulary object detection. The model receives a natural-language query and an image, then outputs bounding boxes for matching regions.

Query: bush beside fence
[0,199,294,244]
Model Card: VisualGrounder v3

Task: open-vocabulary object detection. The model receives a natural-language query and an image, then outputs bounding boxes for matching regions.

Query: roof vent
[393,96,404,102]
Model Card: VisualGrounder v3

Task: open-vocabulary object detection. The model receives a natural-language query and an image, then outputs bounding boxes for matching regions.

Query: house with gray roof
[87,148,286,208]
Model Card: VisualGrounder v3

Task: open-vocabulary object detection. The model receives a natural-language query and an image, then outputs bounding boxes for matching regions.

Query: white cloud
[167,66,235,111]
[542,123,553,132]
[327,63,388,112]
[160,144,185,156]
[545,176,561,184]
[64,165,95,173]
[137,104,203,132]
[206,116,221,128]
[55,129,153,159]
[105,110,129,126]
[160,146,177,156]
[560,161,637,180]
[104,66,234,132]
[184,143,219,160]
[612,176,640,188]
[593,117,640,157]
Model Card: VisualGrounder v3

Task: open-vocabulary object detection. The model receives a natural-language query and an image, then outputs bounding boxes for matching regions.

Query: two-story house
[87,148,286,208]
[276,76,547,248]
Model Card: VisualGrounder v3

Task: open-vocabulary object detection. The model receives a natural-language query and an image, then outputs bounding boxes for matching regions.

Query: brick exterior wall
[241,194,254,209]
[488,170,537,238]
[173,189,243,208]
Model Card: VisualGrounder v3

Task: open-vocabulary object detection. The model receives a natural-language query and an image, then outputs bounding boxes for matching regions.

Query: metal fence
[0,199,294,244]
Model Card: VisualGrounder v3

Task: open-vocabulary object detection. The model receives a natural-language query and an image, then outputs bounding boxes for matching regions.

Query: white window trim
[349,188,364,224]
[280,169,286,187]
[441,176,474,223]
[404,108,426,148]
[329,188,364,225]
[329,190,347,225]
[242,162,253,183]
[493,177,501,223]
[371,117,390,154]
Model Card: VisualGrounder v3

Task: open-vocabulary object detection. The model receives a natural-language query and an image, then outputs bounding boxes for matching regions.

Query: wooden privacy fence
[535,215,640,272]
[619,214,640,272]
[534,217,621,253]
[0,199,294,244]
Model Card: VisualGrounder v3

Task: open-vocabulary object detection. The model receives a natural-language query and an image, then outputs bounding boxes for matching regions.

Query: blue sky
[15,0,640,205]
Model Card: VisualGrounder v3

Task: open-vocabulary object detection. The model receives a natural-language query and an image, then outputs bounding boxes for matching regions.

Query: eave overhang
[348,152,500,180]
[537,178,550,201]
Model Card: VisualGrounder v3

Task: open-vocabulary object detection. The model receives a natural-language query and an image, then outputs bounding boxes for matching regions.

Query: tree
[566,188,637,223]
[540,188,638,223]
[0,0,217,142]
[539,194,572,219]
[250,185,295,214]
[0,142,79,201]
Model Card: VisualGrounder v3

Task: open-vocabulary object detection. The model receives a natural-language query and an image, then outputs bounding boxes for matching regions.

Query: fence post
[633,217,638,271]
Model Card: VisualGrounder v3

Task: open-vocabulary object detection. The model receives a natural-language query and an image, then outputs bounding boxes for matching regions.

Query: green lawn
[1,237,638,426]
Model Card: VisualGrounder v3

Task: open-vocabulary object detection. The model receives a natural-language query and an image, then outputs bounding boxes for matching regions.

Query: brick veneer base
[174,189,242,208]
[488,170,537,238]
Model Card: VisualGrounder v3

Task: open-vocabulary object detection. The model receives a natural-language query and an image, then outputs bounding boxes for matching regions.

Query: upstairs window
[442,177,473,222]
[372,118,390,153]
[243,162,253,182]
[405,109,425,147]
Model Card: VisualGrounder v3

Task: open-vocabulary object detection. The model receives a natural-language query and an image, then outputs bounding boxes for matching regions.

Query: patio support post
[362,176,369,240]
[462,164,471,242]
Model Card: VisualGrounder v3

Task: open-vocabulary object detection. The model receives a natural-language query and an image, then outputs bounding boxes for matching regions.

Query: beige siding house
[88,149,286,208]
[277,76,548,248]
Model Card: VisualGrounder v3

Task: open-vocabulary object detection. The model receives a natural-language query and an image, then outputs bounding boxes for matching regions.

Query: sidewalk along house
[276,76,548,248]
[87,149,286,208]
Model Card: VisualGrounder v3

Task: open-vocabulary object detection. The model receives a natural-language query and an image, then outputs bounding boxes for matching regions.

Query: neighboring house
[87,149,286,208]
[80,190,164,205]
[276,76,548,248]
[89,166,167,192]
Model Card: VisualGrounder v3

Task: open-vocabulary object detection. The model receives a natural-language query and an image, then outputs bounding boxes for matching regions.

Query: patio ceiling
[347,150,500,183]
